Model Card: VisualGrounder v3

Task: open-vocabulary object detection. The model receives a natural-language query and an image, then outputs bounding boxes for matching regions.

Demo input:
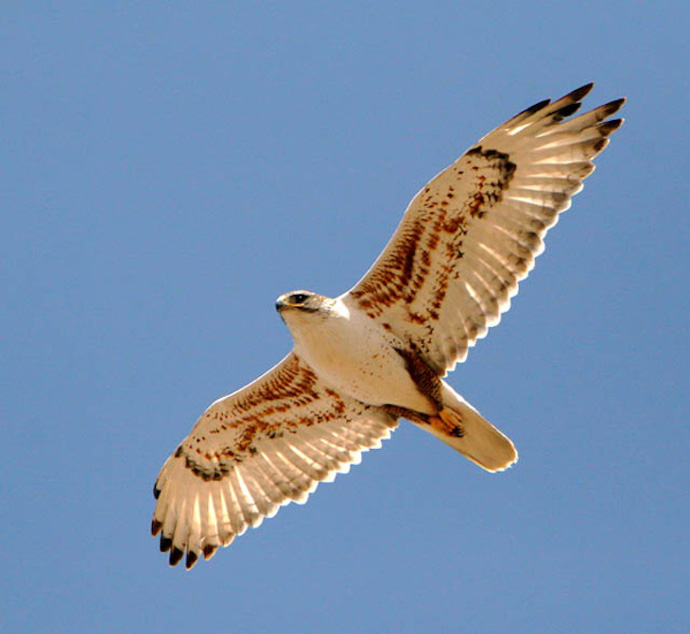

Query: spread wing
[151,353,398,569]
[344,84,625,374]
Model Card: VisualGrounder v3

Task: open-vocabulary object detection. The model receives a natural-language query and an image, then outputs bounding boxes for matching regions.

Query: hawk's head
[276,290,334,316]
[276,290,349,361]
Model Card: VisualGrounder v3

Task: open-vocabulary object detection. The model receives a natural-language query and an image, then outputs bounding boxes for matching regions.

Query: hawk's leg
[382,405,432,427]
[382,405,464,438]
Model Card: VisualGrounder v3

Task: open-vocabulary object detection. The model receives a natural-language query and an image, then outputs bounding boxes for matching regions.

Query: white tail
[416,384,518,472]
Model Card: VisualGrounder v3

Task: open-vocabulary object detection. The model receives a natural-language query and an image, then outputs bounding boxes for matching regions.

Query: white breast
[283,298,435,414]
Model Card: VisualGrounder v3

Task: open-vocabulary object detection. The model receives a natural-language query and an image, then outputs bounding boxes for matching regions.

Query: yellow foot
[430,408,465,438]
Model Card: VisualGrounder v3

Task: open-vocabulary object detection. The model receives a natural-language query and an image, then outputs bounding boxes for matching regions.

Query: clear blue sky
[3,3,688,633]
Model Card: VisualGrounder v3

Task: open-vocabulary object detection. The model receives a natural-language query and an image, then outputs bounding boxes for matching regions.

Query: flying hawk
[152,84,624,569]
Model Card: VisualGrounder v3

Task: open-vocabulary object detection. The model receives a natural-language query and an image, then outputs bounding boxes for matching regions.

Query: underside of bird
[152,83,624,569]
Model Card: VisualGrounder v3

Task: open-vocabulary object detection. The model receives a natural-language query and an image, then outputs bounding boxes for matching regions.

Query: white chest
[284,301,435,413]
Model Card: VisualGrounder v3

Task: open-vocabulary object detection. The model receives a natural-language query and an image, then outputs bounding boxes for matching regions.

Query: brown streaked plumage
[346,88,624,374]
[152,84,624,568]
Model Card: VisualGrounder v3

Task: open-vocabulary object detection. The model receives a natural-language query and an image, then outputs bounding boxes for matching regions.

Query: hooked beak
[275,294,288,313]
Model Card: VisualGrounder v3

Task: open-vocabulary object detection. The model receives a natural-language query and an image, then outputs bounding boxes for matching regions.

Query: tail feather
[418,387,517,472]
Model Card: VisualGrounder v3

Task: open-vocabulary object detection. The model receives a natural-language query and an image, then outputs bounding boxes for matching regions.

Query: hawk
[152,84,624,569]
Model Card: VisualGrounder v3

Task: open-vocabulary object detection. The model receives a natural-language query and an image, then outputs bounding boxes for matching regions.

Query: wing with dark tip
[344,84,625,375]
[151,353,398,569]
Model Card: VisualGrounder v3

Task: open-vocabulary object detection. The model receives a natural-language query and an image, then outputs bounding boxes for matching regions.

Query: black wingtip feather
[566,82,595,102]
[203,544,218,560]
[153,483,161,499]
[169,547,184,567]
[151,519,162,537]
[553,101,582,120]
[592,137,609,153]
[521,98,551,117]
[185,551,198,570]
[603,97,626,116]
[597,118,624,135]
[160,535,172,553]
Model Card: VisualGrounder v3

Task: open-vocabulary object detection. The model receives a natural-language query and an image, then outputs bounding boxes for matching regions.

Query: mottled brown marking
[468,190,485,218]
[174,355,359,483]
[350,145,514,335]
[172,141,525,484]
[394,346,443,409]
[408,311,426,324]
[443,216,462,234]
[350,218,428,317]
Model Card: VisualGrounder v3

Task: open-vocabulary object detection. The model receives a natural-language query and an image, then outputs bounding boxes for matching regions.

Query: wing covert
[151,353,398,569]
[344,84,624,374]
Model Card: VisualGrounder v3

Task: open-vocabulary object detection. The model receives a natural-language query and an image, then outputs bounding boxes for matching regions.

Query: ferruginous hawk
[152,84,624,569]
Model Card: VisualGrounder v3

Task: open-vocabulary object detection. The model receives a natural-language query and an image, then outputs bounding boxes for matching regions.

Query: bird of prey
[152,84,624,569]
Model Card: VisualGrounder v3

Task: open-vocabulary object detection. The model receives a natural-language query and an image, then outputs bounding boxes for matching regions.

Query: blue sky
[3,3,688,633]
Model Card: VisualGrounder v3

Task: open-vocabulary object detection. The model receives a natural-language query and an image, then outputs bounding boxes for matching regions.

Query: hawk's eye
[290,293,309,304]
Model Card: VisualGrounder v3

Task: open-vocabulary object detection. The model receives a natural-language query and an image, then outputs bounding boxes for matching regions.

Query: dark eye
[290,293,309,304]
